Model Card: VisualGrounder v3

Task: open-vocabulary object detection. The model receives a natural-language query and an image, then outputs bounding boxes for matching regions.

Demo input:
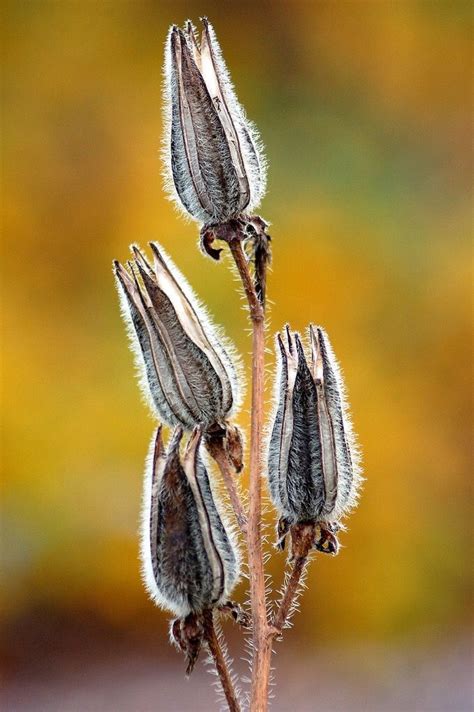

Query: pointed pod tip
[166,426,183,471]
[169,25,181,53]
[149,242,171,280]
[316,325,327,344]
[131,245,153,273]
[170,24,181,40]
[114,260,135,292]
[184,425,203,462]
[312,325,330,363]
[276,332,287,358]
[294,332,307,360]
[168,427,184,458]
[176,27,188,42]
[133,258,147,278]
[130,244,150,267]
[153,425,164,462]
[132,253,155,289]
[191,425,203,446]
[125,260,136,278]
[148,241,164,265]
[294,331,303,347]
[113,260,129,289]
[185,20,201,54]
[308,322,319,356]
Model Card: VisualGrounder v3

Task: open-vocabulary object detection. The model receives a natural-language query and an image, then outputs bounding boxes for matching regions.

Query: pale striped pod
[163,18,266,225]
[268,325,361,528]
[141,427,240,617]
[114,242,239,430]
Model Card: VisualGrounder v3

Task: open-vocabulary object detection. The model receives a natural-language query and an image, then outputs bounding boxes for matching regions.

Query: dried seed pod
[163,18,266,225]
[141,426,240,617]
[268,326,362,547]
[114,242,240,430]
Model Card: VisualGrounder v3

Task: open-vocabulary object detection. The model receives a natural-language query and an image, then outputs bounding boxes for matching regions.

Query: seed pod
[268,326,361,540]
[308,325,361,520]
[114,242,239,430]
[141,426,240,617]
[163,18,266,225]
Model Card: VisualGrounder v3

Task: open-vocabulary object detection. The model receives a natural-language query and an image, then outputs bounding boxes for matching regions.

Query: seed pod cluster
[113,15,364,695]
[141,426,240,617]
[114,242,239,431]
[268,325,361,549]
[163,18,266,225]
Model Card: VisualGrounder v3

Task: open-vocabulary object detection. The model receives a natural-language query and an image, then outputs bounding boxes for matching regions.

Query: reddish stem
[228,238,272,712]
[206,440,248,532]
[203,609,241,712]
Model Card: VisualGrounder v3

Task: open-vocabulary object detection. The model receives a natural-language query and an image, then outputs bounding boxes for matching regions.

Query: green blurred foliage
[2,0,472,645]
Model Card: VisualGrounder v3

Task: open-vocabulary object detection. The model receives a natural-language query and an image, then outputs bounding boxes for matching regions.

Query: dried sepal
[223,423,244,474]
[162,18,266,225]
[140,426,240,618]
[114,242,241,431]
[268,325,362,551]
[218,600,250,628]
[170,613,204,675]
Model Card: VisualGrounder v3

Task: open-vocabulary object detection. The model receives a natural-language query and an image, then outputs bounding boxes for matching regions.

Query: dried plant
[114,17,362,712]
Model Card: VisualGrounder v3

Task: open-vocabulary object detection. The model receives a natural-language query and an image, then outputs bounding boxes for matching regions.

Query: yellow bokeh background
[2,1,472,710]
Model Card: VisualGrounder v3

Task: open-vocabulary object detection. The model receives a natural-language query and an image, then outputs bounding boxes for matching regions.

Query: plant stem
[272,522,315,635]
[272,556,308,633]
[228,238,272,712]
[202,609,241,712]
[228,237,264,321]
[206,441,248,532]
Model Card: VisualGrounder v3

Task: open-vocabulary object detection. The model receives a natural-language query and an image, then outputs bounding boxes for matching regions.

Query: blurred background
[2,1,472,710]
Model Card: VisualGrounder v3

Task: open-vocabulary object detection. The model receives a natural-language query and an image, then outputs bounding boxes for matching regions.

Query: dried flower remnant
[113,243,239,431]
[141,426,240,619]
[268,325,362,553]
[163,18,266,225]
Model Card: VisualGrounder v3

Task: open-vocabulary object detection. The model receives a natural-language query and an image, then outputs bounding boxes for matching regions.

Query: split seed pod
[163,18,266,225]
[268,325,361,549]
[114,243,239,430]
[141,426,240,617]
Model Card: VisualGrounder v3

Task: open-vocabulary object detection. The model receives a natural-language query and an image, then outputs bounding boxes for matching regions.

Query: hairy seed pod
[163,18,266,225]
[114,242,239,430]
[268,326,362,534]
[141,426,240,617]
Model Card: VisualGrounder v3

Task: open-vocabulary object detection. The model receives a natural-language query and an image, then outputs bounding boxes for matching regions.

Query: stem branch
[228,239,264,322]
[272,556,308,633]
[206,440,248,532]
[203,609,241,712]
[272,522,316,635]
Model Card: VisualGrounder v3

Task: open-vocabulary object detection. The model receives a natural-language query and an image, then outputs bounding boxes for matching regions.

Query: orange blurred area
[2,1,472,710]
